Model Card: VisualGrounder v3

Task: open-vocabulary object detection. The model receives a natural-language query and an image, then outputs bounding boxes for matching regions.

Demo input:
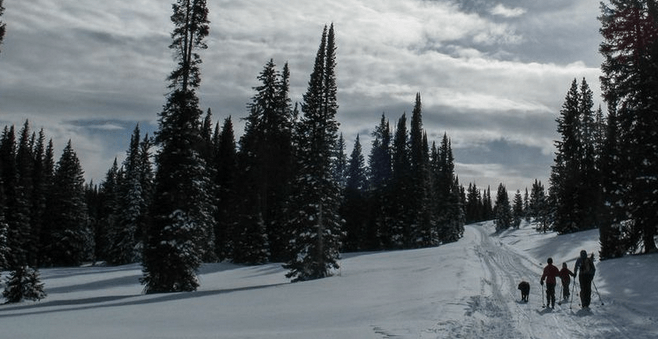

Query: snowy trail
[450,224,646,339]
[2,222,657,338]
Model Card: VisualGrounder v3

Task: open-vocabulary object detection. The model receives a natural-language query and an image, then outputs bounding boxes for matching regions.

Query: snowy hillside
[1,221,657,338]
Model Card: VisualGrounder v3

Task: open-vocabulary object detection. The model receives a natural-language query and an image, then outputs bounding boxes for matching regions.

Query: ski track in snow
[426,225,648,339]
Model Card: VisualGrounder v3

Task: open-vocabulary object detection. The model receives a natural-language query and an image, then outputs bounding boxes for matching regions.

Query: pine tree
[465,183,482,223]
[494,183,512,231]
[390,113,410,247]
[31,129,51,267]
[550,79,582,234]
[0,126,24,268]
[341,135,369,251]
[408,94,434,247]
[235,59,295,264]
[284,24,343,282]
[529,179,549,232]
[107,125,147,265]
[523,188,530,222]
[142,0,214,293]
[213,117,238,261]
[599,105,627,258]
[0,0,5,54]
[43,141,89,266]
[2,266,46,303]
[435,134,463,243]
[0,200,8,270]
[38,139,56,266]
[367,114,392,250]
[95,159,120,262]
[578,79,601,230]
[600,0,658,253]
[512,190,524,228]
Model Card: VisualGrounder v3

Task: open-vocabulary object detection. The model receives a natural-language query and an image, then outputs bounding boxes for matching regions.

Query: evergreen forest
[0,0,657,300]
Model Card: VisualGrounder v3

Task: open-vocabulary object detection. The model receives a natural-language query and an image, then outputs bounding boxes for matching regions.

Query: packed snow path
[436,224,651,339]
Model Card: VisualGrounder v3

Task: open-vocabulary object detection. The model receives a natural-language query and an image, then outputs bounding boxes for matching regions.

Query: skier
[573,250,596,308]
[559,262,575,301]
[540,257,560,308]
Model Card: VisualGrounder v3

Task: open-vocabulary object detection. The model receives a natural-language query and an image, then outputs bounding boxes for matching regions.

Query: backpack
[581,256,595,275]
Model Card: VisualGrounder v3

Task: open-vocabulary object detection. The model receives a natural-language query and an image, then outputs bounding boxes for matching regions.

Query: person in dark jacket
[540,257,560,308]
[574,250,596,308]
[559,262,575,300]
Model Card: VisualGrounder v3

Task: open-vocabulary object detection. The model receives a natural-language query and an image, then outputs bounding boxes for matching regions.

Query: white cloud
[490,4,527,18]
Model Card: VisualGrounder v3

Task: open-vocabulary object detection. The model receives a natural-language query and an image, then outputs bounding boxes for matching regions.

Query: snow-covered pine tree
[43,140,90,266]
[434,134,463,243]
[30,129,52,267]
[234,59,295,264]
[577,79,601,231]
[408,94,434,247]
[494,183,512,231]
[142,0,215,293]
[284,24,343,282]
[512,190,523,228]
[2,266,46,303]
[37,139,55,266]
[14,121,35,266]
[600,0,658,253]
[107,125,145,265]
[0,126,26,268]
[550,79,582,234]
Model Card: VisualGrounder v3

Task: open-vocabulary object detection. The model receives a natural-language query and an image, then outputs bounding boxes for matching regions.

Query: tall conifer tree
[142,0,214,293]
[213,117,238,261]
[600,0,658,253]
[44,141,89,266]
[368,114,393,249]
[285,24,343,282]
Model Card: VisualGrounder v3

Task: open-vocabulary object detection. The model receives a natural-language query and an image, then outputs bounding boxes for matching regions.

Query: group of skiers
[539,250,596,309]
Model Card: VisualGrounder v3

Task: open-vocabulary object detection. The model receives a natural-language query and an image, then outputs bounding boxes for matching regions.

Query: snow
[2,221,657,338]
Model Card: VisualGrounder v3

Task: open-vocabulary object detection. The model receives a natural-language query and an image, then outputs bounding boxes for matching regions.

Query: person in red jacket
[540,257,560,308]
[559,262,575,301]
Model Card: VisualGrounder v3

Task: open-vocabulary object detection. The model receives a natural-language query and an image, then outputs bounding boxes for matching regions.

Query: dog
[518,281,530,302]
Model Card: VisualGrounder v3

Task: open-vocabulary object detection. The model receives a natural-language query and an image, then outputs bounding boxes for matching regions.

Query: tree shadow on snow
[0,282,287,319]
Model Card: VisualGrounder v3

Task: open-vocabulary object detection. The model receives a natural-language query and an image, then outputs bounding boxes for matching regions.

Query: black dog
[518,281,530,302]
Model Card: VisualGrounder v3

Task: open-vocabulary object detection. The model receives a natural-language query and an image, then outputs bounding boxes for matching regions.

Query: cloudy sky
[0,0,604,194]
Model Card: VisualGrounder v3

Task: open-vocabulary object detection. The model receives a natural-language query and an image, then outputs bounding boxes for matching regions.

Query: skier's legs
[547,283,556,307]
[579,274,592,307]
[562,281,570,299]
[582,276,592,307]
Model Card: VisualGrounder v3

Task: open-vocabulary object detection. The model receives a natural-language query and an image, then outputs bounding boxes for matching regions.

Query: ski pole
[541,282,545,308]
[570,279,577,310]
[592,280,604,306]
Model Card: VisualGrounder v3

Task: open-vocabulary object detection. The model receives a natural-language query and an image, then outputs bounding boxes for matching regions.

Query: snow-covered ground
[1,221,657,338]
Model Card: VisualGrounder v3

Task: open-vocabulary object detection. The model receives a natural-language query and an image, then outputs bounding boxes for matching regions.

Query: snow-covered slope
[1,221,657,338]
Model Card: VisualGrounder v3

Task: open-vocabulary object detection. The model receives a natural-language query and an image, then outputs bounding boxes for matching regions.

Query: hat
[547,257,553,264]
